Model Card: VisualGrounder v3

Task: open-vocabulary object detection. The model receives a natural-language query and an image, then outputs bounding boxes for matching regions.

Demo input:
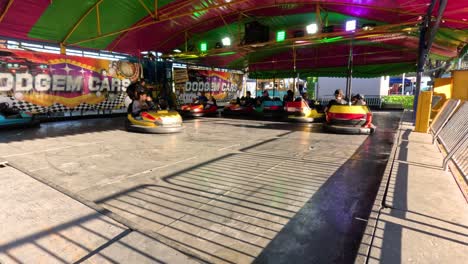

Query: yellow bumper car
[126,110,183,133]
[324,105,376,134]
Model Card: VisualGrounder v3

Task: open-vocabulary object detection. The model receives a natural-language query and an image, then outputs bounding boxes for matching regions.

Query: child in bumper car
[132,86,155,119]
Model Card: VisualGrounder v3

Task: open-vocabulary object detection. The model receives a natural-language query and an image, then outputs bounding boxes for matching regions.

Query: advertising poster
[0,48,140,113]
[174,68,243,104]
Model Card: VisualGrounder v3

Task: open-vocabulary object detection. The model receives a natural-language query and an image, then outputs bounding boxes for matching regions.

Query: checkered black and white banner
[1,92,126,113]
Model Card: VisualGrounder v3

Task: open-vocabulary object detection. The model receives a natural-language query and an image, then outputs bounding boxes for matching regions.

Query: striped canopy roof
[0,0,466,77]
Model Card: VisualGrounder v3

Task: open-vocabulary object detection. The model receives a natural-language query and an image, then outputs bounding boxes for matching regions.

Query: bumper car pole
[413,0,446,118]
[345,35,354,102]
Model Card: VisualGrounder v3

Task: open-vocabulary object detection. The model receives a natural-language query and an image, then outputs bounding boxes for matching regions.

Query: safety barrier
[438,102,468,152]
[430,99,461,143]
[433,102,468,178]
[452,138,468,178]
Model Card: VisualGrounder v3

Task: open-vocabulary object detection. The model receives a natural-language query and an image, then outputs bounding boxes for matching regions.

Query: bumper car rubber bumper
[0,118,40,128]
[126,123,184,133]
[287,115,316,123]
[181,111,215,117]
[323,124,374,135]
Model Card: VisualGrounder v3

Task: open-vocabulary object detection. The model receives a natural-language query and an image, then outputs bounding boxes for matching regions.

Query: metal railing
[452,137,468,177]
[430,99,461,143]
[438,102,468,152]
[433,102,468,178]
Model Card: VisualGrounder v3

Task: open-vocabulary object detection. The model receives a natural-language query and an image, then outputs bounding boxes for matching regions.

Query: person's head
[263,90,269,97]
[302,93,308,99]
[334,89,344,100]
[246,91,251,97]
[200,91,205,97]
[136,85,146,101]
[287,90,293,96]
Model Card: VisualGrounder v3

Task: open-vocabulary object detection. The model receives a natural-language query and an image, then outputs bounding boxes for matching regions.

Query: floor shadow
[86,112,402,264]
[253,112,401,264]
[0,212,167,264]
[0,117,126,143]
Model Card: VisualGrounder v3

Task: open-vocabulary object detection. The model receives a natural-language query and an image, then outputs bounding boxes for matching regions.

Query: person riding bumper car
[222,95,255,116]
[180,95,218,117]
[0,102,39,128]
[126,85,183,133]
[285,96,324,123]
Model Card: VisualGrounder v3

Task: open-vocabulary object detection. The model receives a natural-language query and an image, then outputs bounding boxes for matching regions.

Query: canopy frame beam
[154,0,158,19]
[138,0,155,19]
[96,2,101,36]
[62,0,105,45]
[69,0,248,46]
[0,0,14,24]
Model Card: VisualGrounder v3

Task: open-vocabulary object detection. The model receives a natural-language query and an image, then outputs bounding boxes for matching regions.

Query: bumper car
[261,100,284,116]
[223,101,255,115]
[126,110,183,134]
[179,103,218,117]
[284,101,325,123]
[223,100,285,118]
[0,102,39,128]
[324,105,376,134]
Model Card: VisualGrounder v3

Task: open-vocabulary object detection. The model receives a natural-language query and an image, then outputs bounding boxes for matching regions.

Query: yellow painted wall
[433,78,453,99]
[452,70,468,100]
[415,91,433,133]
[431,78,453,120]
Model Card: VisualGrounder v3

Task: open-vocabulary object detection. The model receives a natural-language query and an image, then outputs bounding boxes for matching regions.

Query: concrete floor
[0,112,401,263]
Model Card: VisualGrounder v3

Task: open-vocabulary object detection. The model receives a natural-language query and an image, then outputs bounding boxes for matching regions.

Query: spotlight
[276,31,286,42]
[222,37,231,46]
[173,49,181,53]
[200,42,207,52]
[306,23,318,34]
[346,20,357,31]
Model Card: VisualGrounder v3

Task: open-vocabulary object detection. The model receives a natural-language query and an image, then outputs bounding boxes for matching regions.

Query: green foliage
[382,95,414,109]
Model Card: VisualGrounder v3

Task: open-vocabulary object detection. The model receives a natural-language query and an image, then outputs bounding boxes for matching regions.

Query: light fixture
[173,49,181,53]
[276,31,286,42]
[361,23,376,31]
[294,30,304,38]
[306,23,318,34]
[222,37,231,46]
[346,20,357,31]
[322,25,334,33]
[200,42,207,52]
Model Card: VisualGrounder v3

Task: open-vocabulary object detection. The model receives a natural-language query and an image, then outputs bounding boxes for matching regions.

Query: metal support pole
[345,37,354,103]
[255,79,258,97]
[401,72,406,95]
[414,0,446,116]
[273,76,276,97]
